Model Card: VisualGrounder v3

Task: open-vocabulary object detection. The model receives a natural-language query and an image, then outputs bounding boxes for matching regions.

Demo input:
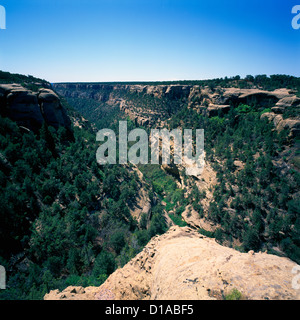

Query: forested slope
[0,73,167,300]
[56,75,300,265]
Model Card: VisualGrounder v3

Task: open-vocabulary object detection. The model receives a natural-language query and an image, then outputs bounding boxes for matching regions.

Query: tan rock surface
[182,205,217,232]
[261,112,300,137]
[45,226,300,300]
[127,165,152,223]
[275,96,300,108]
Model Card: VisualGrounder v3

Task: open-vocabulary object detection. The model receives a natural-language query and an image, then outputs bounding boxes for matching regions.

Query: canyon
[44,81,300,300]
[53,83,300,135]
[1,73,299,300]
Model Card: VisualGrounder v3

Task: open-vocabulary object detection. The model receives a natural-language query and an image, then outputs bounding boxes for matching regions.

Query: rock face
[54,83,299,137]
[127,165,152,223]
[38,88,71,131]
[275,96,300,109]
[44,226,300,300]
[0,84,44,131]
[207,104,231,117]
[0,84,72,133]
[215,88,289,107]
[261,112,300,138]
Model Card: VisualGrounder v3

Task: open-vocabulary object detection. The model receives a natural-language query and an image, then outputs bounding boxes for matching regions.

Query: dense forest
[168,106,300,261]
[0,94,167,300]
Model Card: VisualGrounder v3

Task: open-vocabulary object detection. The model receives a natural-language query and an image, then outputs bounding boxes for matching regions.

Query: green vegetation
[138,164,189,228]
[70,81,299,263]
[0,106,167,300]
[168,213,188,227]
[236,104,255,114]
[169,104,300,263]
[67,97,123,130]
[0,70,48,87]
[224,288,243,300]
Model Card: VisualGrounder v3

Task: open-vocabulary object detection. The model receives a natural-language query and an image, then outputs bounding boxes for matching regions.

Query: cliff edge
[44,226,300,300]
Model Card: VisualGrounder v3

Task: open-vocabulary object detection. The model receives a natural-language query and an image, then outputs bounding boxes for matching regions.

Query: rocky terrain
[53,83,300,133]
[44,226,300,300]
[3,81,298,141]
[261,111,300,138]
[125,165,153,223]
[0,84,72,134]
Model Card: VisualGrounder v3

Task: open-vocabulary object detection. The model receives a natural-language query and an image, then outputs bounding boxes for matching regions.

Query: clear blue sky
[0,0,299,82]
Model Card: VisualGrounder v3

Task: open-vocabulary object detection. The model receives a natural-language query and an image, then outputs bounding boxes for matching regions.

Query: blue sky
[0,0,299,82]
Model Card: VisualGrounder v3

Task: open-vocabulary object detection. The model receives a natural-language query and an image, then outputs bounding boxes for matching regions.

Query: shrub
[224,288,243,300]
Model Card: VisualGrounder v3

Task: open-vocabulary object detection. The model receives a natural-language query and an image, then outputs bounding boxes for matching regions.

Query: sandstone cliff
[261,112,300,138]
[44,226,300,300]
[54,83,300,135]
[0,84,72,133]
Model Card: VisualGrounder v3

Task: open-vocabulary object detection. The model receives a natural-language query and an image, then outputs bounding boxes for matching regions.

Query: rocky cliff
[44,226,300,300]
[54,83,300,135]
[0,84,72,134]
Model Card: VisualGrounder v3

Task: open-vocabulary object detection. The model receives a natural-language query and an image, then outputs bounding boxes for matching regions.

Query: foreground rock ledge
[44,226,300,300]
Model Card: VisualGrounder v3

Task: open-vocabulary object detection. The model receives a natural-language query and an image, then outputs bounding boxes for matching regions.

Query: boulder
[38,88,60,102]
[276,119,300,137]
[260,112,277,122]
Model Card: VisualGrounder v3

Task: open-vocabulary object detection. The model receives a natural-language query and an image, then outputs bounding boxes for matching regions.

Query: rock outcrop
[214,88,290,107]
[207,104,231,117]
[44,226,300,300]
[0,84,72,133]
[38,88,71,131]
[261,112,300,138]
[127,165,152,223]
